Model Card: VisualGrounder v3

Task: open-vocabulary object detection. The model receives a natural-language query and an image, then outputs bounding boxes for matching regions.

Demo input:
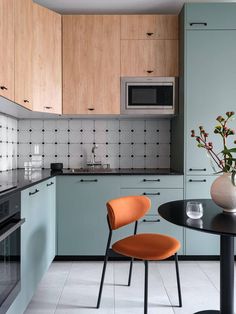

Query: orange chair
[97,195,182,314]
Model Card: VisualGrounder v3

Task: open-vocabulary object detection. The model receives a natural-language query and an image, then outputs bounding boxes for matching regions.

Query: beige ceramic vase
[210,173,236,213]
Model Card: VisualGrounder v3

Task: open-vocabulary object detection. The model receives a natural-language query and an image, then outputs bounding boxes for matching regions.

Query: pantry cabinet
[121,15,178,40]
[63,15,120,115]
[32,3,62,114]
[0,0,14,101]
[185,30,236,175]
[14,0,33,110]
[121,39,178,77]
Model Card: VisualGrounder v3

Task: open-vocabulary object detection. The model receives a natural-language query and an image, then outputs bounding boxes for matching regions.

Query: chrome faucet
[91,144,99,165]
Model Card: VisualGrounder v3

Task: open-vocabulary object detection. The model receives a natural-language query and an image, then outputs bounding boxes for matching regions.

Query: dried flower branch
[191,111,236,185]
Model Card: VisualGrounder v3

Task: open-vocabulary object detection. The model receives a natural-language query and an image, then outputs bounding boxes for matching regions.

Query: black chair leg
[174,253,182,307]
[128,258,133,286]
[144,260,148,314]
[97,228,112,309]
[97,251,109,308]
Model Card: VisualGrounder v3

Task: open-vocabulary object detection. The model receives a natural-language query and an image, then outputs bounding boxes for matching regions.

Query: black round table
[158,199,236,314]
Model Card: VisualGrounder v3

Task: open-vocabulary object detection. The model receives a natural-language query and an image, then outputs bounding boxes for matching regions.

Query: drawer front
[138,215,184,255]
[120,188,183,214]
[185,176,217,199]
[185,3,236,30]
[120,175,183,189]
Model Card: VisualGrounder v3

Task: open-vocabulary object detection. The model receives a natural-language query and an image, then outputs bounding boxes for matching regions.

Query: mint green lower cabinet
[7,178,56,314]
[57,176,120,255]
[185,175,220,255]
[116,185,184,254]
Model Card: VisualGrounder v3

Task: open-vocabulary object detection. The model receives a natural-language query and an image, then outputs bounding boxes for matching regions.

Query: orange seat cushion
[112,233,180,261]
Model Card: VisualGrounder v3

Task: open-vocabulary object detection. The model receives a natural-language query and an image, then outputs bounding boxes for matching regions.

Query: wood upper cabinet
[32,3,62,114]
[14,0,33,110]
[121,15,178,40]
[63,15,120,115]
[0,0,14,101]
[121,39,178,77]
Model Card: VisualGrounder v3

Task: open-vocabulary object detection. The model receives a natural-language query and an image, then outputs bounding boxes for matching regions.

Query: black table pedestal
[195,235,234,314]
[220,235,234,314]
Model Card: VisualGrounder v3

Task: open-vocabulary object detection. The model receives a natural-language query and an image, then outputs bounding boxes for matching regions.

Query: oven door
[0,218,25,314]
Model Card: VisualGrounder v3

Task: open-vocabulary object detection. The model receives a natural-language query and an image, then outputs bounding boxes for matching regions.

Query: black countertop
[0,168,183,199]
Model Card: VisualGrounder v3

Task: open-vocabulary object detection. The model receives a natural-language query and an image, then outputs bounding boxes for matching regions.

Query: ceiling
[34,0,236,14]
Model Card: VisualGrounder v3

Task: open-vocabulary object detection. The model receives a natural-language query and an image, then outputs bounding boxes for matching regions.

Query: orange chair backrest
[107,195,151,230]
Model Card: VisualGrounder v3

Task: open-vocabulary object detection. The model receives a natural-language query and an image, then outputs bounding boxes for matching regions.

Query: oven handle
[0,218,25,242]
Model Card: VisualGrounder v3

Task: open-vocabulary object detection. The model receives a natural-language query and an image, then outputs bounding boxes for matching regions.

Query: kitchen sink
[70,166,112,173]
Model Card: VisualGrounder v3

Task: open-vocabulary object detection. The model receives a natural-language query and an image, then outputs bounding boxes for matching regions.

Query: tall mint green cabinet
[175,3,236,255]
[7,178,56,314]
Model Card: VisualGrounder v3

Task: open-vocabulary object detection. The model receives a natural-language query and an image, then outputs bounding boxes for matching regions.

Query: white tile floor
[24,260,230,314]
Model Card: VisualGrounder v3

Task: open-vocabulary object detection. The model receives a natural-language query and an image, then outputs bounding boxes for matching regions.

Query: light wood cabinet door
[14,0,33,110]
[63,15,120,115]
[121,15,178,40]
[0,0,14,101]
[32,3,62,114]
[121,39,178,77]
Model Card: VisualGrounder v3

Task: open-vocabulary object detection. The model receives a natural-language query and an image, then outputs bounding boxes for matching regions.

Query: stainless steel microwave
[121,77,178,115]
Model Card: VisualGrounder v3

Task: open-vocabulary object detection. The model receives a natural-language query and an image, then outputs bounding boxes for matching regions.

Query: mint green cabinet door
[43,178,56,262]
[185,175,220,255]
[185,30,236,175]
[57,176,120,255]
[7,179,56,314]
[185,3,236,30]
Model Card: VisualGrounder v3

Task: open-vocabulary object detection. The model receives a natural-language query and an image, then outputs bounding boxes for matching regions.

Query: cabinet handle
[24,99,29,103]
[189,168,206,172]
[47,182,54,187]
[146,70,154,74]
[143,192,160,196]
[80,179,98,182]
[189,22,207,26]
[29,189,39,196]
[142,218,160,223]
[143,179,160,182]
[189,179,206,183]
[88,108,95,111]
[44,106,52,109]
[0,86,8,90]
[146,32,154,36]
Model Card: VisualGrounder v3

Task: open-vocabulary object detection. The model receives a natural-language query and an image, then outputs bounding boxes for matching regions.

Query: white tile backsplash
[17,118,171,169]
[0,114,18,171]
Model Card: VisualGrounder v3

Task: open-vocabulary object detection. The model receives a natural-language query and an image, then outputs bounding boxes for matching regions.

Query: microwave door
[127,84,173,109]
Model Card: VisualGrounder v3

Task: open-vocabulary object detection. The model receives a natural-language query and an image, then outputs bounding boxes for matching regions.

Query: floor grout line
[54,262,74,313]
[157,261,176,314]
[197,261,220,292]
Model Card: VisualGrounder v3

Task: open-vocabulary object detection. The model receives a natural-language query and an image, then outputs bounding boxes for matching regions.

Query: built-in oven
[0,191,25,314]
[121,77,178,115]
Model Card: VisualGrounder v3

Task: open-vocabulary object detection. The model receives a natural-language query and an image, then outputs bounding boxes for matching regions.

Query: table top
[158,199,236,237]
